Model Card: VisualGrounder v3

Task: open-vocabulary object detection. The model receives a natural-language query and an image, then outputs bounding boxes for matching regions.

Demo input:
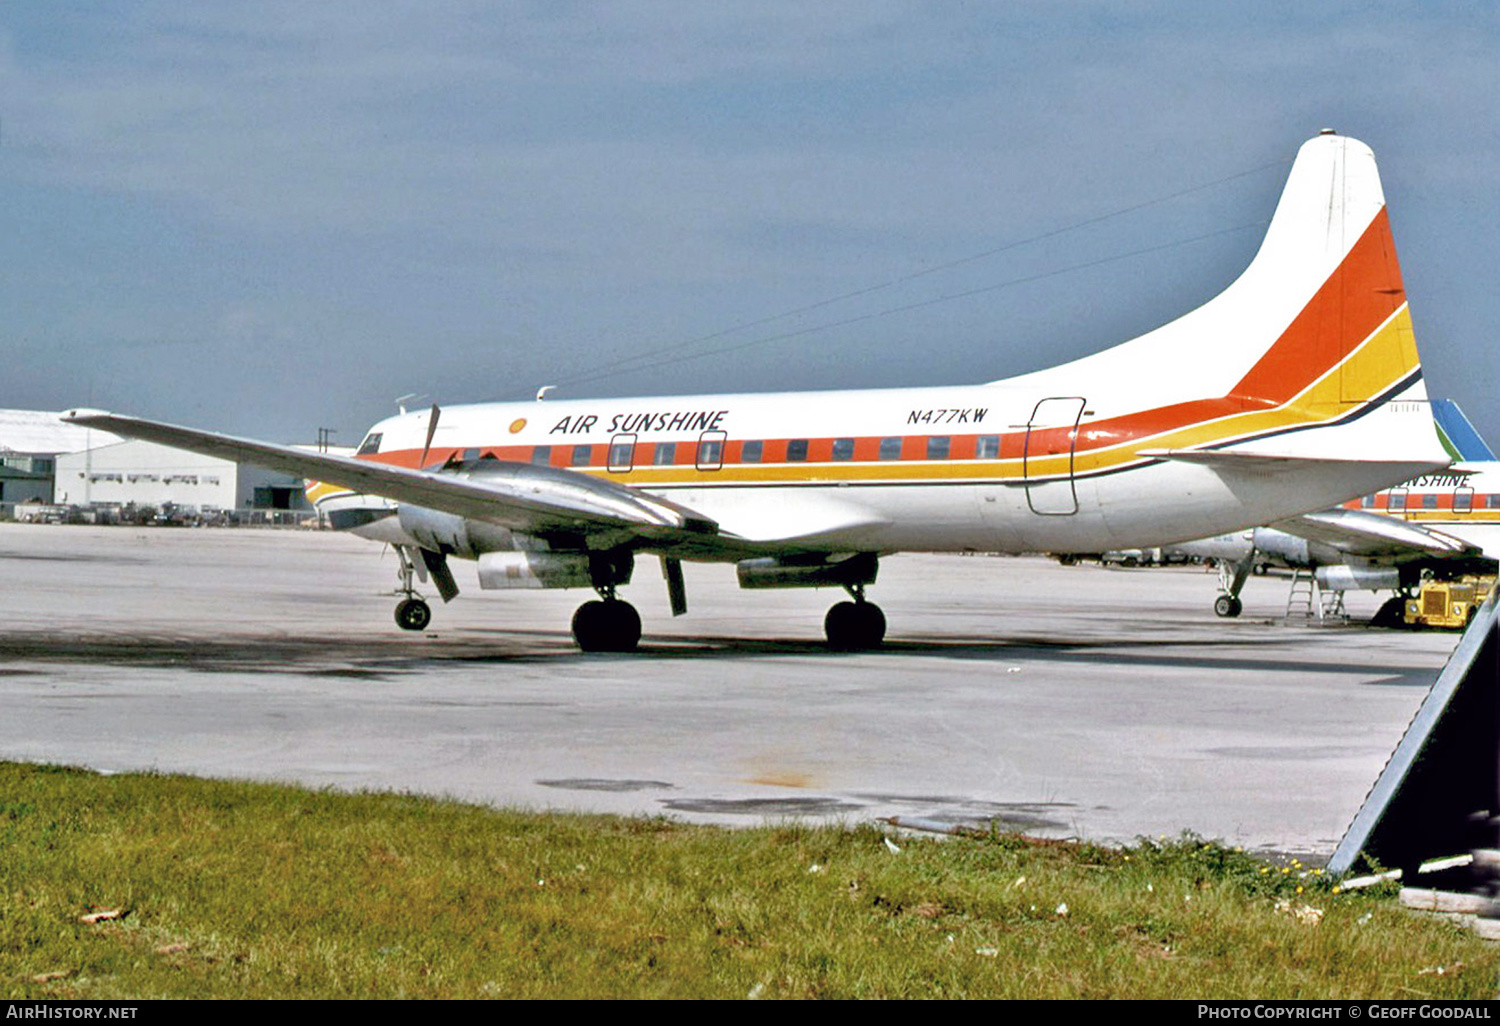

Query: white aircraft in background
[1177,401,1498,620]
[65,131,1450,651]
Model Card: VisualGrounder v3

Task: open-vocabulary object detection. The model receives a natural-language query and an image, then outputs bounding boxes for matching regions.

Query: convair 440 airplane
[65,131,1450,651]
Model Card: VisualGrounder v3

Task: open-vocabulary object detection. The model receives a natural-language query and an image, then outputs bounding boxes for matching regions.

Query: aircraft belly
[1092,458,1458,552]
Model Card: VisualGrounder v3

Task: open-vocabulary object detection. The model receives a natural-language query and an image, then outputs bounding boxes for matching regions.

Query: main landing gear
[824,585,886,650]
[571,552,642,653]
[393,546,433,632]
[571,597,642,653]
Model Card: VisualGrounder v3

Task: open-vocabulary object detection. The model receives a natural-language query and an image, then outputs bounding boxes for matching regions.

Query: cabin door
[1024,397,1086,515]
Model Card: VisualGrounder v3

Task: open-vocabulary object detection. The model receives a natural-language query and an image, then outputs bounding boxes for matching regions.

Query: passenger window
[1487,494,1500,510]
[787,439,809,462]
[531,445,552,466]
[1455,488,1474,513]
[832,438,855,461]
[653,442,676,465]
[878,437,903,461]
[608,434,636,473]
[1386,489,1406,512]
[975,435,1000,459]
[571,445,593,467]
[1422,493,1438,510]
[1360,494,1376,508]
[740,440,764,464]
[696,431,726,471]
[926,436,950,460]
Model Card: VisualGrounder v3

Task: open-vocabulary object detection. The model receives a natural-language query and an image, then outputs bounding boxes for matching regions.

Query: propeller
[419,403,441,468]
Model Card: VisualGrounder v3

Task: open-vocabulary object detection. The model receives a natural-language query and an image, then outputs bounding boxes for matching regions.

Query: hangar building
[0,409,314,519]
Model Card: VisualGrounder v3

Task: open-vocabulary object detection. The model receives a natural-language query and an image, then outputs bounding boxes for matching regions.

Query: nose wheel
[395,597,433,631]
[393,545,433,631]
[1213,594,1243,618]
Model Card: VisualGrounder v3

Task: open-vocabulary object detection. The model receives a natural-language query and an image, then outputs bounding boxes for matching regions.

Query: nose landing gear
[395,596,433,631]
[393,545,433,632]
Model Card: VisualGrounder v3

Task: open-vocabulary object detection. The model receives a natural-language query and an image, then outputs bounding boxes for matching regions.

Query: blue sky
[3,3,1497,446]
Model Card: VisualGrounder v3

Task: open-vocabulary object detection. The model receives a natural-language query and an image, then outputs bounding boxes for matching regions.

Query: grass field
[2,761,1496,999]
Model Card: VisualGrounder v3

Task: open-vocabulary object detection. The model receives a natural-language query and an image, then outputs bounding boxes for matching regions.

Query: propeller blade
[419,403,442,467]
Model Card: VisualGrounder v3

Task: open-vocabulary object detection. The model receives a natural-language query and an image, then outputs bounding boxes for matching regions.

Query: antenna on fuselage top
[536,385,556,401]
[395,393,427,416]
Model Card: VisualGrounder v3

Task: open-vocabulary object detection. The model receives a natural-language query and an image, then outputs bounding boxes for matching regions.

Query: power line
[533,156,1290,395]
[557,222,1265,387]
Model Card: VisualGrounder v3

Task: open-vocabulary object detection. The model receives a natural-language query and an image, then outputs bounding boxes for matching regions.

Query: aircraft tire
[1213,595,1243,618]
[572,599,642,653]
[825,601,886,650]
[395,598,432,631]
[1370,595,1408,629]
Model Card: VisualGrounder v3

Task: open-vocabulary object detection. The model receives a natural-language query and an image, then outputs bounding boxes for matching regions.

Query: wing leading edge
[60,410,718,539]
[1271,508,1482,561]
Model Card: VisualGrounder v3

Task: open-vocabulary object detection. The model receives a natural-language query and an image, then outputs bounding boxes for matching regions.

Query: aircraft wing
[1269,508,1483,561]
[60,410,718,539]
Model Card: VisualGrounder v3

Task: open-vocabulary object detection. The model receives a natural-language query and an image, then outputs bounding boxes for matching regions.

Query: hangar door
[1024,397,1086,515]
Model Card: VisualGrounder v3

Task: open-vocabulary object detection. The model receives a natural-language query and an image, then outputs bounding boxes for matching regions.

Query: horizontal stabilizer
[1432,400,1497,462]
[1138,448,1442,479]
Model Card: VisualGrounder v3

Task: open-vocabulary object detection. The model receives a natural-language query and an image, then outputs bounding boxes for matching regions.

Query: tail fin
[1221,131,1422,419]
[1432,399,1496,462]
[1009,131,1444,470]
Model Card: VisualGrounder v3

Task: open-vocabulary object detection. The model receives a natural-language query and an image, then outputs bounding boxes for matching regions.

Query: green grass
[1,761,1496,999]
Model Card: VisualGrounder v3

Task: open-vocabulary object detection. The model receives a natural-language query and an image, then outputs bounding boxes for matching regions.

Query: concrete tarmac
[0,522,1462,859]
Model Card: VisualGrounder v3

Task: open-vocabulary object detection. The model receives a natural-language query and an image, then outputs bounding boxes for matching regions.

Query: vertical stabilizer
[1433,400,1497,462]
[997,131,1447,480]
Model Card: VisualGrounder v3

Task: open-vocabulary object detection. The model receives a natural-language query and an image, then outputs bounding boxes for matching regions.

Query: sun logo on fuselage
[509,418,527,434]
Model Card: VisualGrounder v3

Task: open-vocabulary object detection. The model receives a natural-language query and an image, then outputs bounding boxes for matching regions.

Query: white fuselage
[322,376,1442,562]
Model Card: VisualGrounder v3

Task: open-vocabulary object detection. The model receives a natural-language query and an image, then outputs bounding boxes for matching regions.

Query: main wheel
[395,597,432,631]
[571,599,642,653]
[1213,595,1243,618]
[1370,595,1408,629]
[825,601,886,650]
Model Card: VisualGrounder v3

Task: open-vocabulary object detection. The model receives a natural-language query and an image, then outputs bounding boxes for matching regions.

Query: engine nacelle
[396,505,514,558]
[1314,565,1401,592]
[476,550,634,590]
[1249,527,1311,568]
[477,551,593,590]
[737,552,878,590]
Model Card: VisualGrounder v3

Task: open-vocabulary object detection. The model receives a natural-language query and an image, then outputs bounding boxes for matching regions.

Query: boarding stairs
[1285,569,1348,623]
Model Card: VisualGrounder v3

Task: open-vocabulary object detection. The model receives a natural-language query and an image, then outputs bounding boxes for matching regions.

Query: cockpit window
[356,432,383,456]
